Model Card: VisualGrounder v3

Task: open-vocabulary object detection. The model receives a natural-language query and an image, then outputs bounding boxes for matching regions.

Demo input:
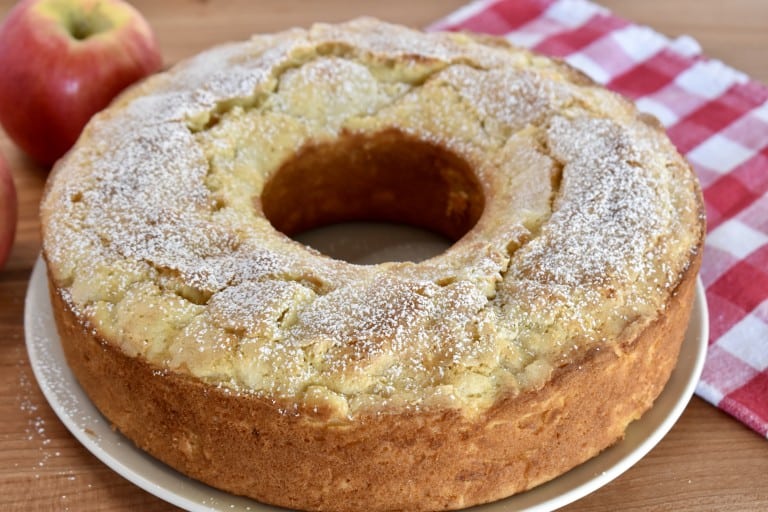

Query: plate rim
[24,255,708,512]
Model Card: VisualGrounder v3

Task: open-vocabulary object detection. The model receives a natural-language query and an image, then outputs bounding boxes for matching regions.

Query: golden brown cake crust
[41,18,706,511]
[49,250,699,511]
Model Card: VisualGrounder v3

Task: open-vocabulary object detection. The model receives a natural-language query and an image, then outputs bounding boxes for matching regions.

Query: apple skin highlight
[0,0,162,166]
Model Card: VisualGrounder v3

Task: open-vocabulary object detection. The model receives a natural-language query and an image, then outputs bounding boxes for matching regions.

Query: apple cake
[41,18,705,511]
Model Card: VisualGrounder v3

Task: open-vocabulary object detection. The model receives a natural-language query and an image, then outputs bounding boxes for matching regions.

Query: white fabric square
[669,35,702,58]
[505,15,572,48]
[565,53,610,83]
[707,219,768,260]
[428,0,498,29]
[756,298,768,326]
[698,345,759,403]
[635,97,678,127]
[675,60,747,99]
[752,101,768,124]
[695,166,726,188]
[506,30,548,48]
[719,314,768,371]
[611,25,667,62]
[700,245,739,287]
[687,133,755,173]
[739,195,768,235]
[695,380,724,405]
[545,0,606,27]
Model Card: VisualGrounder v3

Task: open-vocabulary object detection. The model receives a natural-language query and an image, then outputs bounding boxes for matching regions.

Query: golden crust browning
[49,250,700,511]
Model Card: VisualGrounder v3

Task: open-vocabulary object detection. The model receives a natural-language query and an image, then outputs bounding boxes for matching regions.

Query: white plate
[25,255,708,512]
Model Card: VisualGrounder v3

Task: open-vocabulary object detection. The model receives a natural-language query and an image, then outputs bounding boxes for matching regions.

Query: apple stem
[66,4,114,41]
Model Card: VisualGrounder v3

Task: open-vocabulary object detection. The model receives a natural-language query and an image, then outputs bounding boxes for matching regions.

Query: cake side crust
[48,248,700,512]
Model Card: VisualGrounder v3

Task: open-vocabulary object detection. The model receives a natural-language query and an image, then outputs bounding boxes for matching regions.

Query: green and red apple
[0,0,163,165]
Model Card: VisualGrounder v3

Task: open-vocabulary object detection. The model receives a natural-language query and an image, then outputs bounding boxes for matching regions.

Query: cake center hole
[293,222,452,265]
[260,129,485,264]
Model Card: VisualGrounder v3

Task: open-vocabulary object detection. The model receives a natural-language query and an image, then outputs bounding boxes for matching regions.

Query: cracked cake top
[41,18,704,418]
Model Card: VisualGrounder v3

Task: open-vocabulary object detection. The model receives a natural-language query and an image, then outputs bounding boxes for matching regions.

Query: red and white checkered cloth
[431,0,768,438]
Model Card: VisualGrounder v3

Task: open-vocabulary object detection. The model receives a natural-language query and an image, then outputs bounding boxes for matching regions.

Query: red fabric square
[449,0,553,34]
[731,151,768,194]
[746,244,768,271]
[608,49,693,99]
[704,174,762,231]
[709,259,768,316]
[701,245,740,287]
[721,370,768,437]
[730,80,768,108]
[492,0,554,29]
[534,14,627,57]
[706,293,750,344]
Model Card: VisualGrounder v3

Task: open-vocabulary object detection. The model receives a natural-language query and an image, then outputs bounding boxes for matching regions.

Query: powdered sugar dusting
[41,19,703,416]
[494,114,698,364]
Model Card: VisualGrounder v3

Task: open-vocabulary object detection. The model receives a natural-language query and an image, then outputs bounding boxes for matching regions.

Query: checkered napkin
[430,0,768,438]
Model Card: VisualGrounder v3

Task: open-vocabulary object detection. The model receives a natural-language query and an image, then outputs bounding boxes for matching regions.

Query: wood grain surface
[1,1,767,511]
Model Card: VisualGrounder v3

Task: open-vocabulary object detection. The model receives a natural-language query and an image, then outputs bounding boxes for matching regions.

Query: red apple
[0,149,17,269]
[0,0,162,166]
